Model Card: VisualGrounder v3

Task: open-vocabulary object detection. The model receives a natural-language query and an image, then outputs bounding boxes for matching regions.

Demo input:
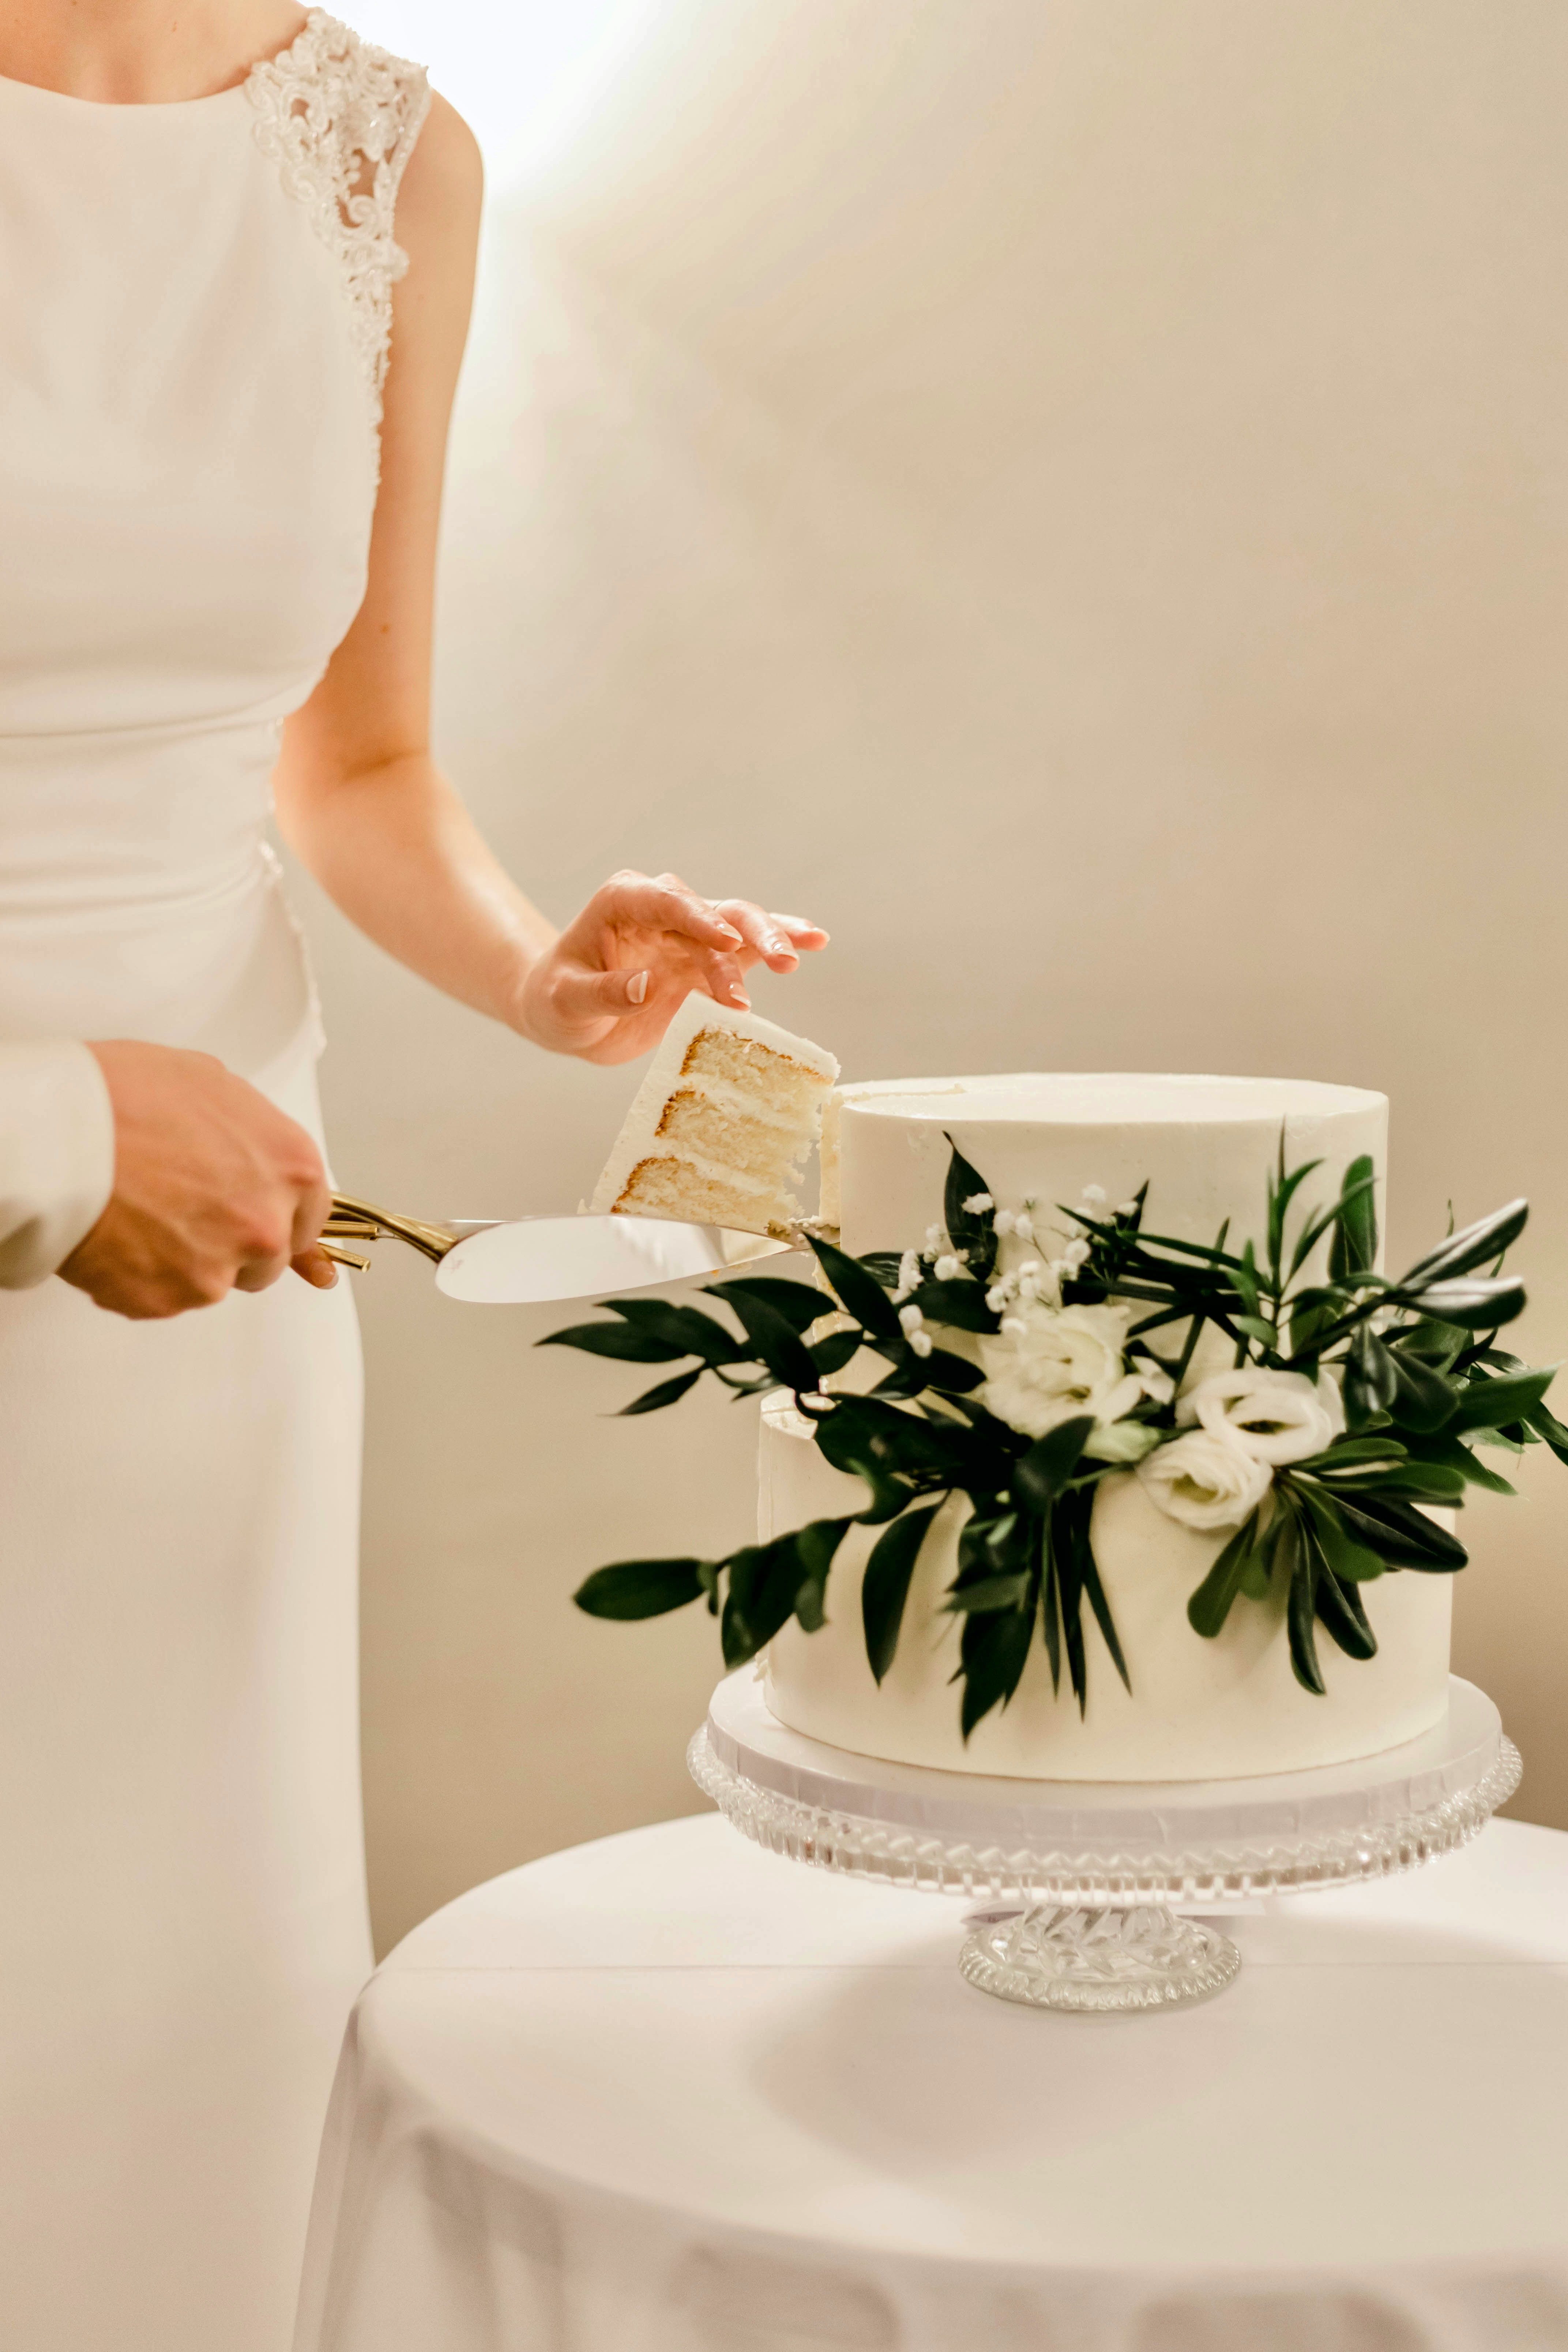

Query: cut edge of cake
[590,991,840,1237]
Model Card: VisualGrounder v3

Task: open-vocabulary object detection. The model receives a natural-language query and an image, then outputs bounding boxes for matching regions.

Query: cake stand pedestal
[688,1672,1520,2014]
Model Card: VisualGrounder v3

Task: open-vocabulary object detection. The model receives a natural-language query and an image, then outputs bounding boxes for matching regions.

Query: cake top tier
[830,1071,1387,1261]
[847,1073,1383,1127]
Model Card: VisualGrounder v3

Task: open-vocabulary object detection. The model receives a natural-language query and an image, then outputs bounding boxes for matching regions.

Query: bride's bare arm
[272,95,825,1069]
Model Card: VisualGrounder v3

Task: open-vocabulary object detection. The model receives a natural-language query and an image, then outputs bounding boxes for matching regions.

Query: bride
[0,4,826,2345]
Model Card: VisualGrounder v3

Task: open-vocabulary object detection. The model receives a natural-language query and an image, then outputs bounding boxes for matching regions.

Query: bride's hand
[514,870,828,1066]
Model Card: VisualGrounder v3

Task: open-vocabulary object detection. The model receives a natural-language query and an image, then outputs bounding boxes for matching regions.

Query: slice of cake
[590,991,839,1237]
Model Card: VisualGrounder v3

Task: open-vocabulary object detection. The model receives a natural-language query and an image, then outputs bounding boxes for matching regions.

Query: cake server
[317,1192,784,1304]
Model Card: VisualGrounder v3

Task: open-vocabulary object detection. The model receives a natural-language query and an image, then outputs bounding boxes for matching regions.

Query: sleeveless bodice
[0,11,428,1078]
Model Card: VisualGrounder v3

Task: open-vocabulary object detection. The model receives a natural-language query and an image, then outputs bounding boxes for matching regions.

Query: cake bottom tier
[760,1401,1453,1783]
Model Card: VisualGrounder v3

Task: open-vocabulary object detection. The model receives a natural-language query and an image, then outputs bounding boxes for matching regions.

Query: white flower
[1131,1356,1176,1406]
[1081,1183,1107,1206]
[1061,1237,1091,1273]
[897,1301,934,1360]
[993,1208,1018,1237]
[979,1302,1143,1440]
[894,1250,923,1301]
[1013,1211,1035,1243]
[1116,1200,1140,1217]
[1138,1428,1273,1530]
[934,1253,962,1282]
[924,1225,946,1255]
[963,1191,994,1213]
[1177,1368,1338,1465]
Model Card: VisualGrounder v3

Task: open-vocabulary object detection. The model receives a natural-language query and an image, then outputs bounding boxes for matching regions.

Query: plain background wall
[298,0,1568,1955]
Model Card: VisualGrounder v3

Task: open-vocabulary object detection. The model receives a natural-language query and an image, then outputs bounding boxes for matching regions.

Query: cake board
[688,1672,1521,2013]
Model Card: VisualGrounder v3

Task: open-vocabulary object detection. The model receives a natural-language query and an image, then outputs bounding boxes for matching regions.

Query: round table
[294,1812,1568,2352]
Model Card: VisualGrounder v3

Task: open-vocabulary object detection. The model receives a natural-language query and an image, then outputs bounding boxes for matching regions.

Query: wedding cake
[763,1072,1458,1781]
[562,1052,1547,1797]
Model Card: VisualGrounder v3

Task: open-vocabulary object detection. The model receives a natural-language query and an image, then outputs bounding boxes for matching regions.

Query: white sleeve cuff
[0,1041,117,1289]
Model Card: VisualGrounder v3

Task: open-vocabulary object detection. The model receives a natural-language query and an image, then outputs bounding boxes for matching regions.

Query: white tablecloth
[294,1812,1568,2352]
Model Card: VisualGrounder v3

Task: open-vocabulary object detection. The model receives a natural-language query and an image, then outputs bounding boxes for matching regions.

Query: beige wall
[295,0,1568,1954]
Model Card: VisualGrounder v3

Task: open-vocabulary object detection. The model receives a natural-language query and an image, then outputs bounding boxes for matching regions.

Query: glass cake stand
[687,1671,1520,2014]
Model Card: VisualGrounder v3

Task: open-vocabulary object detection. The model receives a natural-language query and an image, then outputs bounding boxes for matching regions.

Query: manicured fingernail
[766,933,794,957]
[715,923,743,946]
[729,983,751,1007]
[627,970,648,1004]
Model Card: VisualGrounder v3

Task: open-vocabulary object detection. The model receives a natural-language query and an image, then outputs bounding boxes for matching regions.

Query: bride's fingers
[591,871,744,953]
[710,899,804,971]
[772,915,830,949]
[290,1245,340,1290]
[551,964,655,1025]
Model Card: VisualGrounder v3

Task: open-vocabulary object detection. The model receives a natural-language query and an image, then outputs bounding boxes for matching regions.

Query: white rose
[1177,1367,1338,1465]
[979,1302,1142,1440]
[1137,1427,1273,1531]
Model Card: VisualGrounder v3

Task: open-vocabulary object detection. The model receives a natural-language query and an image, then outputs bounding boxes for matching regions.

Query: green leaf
[1328,1491,1468,1571]
[706,1275,833,1336]
[1311,1548,1377,1662]
[1400,1432,1516,1496]
[1053,1490,1091,1713]
[705,1283,821,1393]
[1076,1528,1131,1694]
[618,1366,705,1415]
[1294,1484,1387,1581]
[944,1570,1031,1613]
[1345,1325,1399,1427]
[540,1320,688,1364]
[907,1278,1000,1334]
[1040,1532,1062,1693]
[809,1327,863,1378]
[921,1348,987,1395]
[575,1558,708,1619]
[1399,1277,1525,1330]
[790,1516,853,1632]
[1187,1511,1264,1638]
[861,1503,943,1682]
[944,1139,999,1282]
[1232,1314,1279,1347]
[804,1233,903,1341]
[956,1598,1034,1738]
[1447,1367,1555,1435]
[1327,1156,1379,1283]
[725,1534,823,1656]
[1386,1346,1458,1434]
[1014,1415,1095,1513]
[1270,1156,1324,1280]
[1524,1398,1568,1465]
[1286,1543,1327,1694]
[1396,1317,1470,1371]
[609,1297,752,1363]
[1287,1292,1342,1361]
[1297,1436,1410,1471]
[1402,1199,1528,1289]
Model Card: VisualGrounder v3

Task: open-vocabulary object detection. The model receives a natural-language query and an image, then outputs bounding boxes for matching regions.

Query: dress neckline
[0,7,319,115]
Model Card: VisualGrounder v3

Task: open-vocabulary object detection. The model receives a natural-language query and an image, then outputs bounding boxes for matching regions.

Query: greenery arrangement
[544,1141,1565,1739]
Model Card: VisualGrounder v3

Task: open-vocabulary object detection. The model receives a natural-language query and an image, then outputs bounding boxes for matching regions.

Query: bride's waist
[0,838,274,931]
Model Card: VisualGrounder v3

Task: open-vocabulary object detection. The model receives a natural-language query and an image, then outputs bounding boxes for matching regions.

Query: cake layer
[592,991,838,1236]
[835,1072,1388,1272]
[759,1400,1453,1781]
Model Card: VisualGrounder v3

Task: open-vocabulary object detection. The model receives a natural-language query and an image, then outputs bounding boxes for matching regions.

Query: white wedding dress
[0,16,428,2347]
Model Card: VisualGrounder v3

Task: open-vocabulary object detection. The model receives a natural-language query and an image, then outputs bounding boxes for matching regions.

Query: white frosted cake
[762,1072,1455,1782]
[591,991,839,1238]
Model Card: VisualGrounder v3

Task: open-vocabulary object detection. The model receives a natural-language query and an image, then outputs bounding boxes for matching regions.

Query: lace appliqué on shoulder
[246,10,431,438]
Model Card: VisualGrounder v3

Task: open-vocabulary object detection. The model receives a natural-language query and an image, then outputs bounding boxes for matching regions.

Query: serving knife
[319,1192,785,1304]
